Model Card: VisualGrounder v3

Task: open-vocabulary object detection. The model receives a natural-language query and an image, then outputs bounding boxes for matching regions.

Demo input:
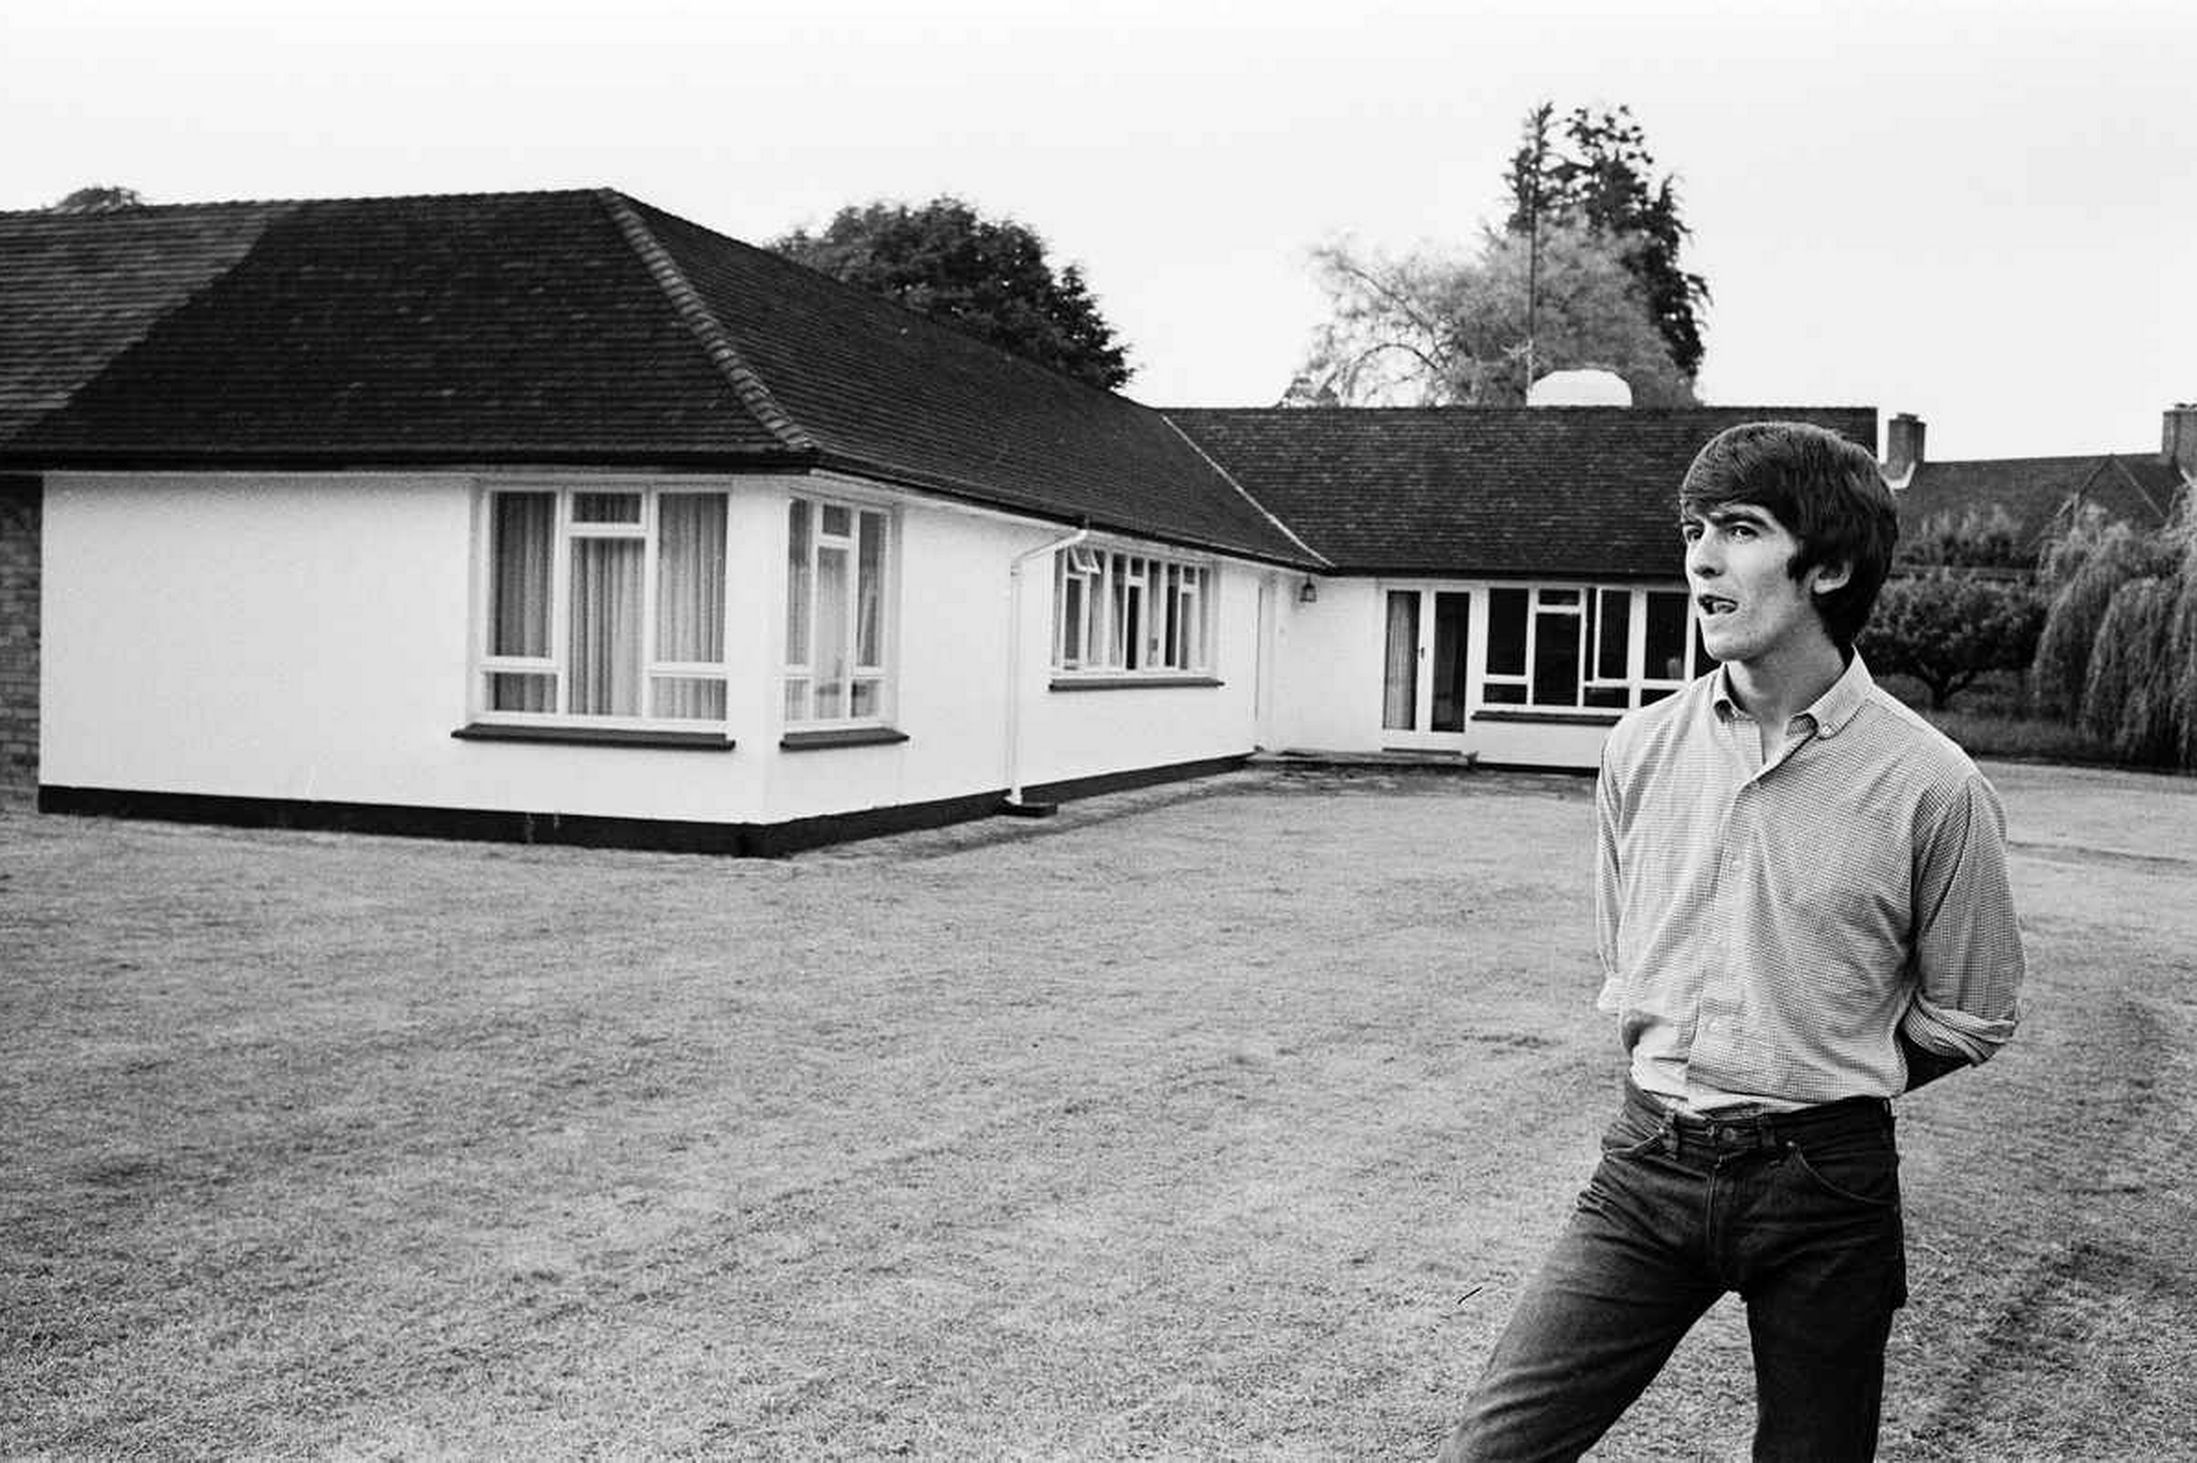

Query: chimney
[1884,412,1926,484]
[2163,404,2197,478]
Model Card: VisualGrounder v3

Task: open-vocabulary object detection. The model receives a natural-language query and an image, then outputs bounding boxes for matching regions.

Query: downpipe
[1002,524,1088,816]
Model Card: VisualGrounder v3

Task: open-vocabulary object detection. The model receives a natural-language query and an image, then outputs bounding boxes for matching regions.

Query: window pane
[651,677,726,720]
[851,678,882,719]
[569,537,644,715]
[1059,575,1084,666]
[1533,608,1582,707]
[821,503,851,538]
[856,511,885,668]
[573,492,641,524]
[1595,589,1631,681]
[1487,589,1529,676]
[786,499,811,664]
[1382,591,1419,731]
[656,494,726,664]
[489,494,553,657]
[1584,685,1630,708]
[1483,681,1527,704]
[1538,587,1581,606]
[1645,591,1691,681]
[783,679,809,722]
[488,672,555,712]
[814,545,849,717]
[1163,564,1182,668]
[1432,591,1471,732]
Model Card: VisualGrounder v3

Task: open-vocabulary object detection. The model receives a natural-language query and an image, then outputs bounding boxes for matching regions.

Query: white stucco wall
[1265,575,1652,771]
[42,471,1278,829]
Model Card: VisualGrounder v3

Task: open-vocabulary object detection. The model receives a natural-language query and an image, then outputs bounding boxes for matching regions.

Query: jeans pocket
[1785,1139,1899,1209]
[1599,1108,1666,1159]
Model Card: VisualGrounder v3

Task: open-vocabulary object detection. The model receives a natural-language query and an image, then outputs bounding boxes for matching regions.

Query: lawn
[3,763,2193,1460]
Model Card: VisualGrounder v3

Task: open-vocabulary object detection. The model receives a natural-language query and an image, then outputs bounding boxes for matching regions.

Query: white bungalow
[0,189,1875,851]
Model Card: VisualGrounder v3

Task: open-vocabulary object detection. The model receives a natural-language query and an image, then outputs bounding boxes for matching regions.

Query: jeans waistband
[1624,1077,1890,1152]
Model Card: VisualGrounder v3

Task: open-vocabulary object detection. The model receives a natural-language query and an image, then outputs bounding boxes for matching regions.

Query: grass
[1876,670,2135,768]
[3,763,2195,1459]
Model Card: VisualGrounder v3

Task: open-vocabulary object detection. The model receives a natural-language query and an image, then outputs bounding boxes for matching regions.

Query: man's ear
[1809,559,1853,594]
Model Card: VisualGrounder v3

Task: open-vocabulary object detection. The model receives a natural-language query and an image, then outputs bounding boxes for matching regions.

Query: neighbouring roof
[0,190,1318,567]
[1897,453,2182,546]
[1166,406,1879,578]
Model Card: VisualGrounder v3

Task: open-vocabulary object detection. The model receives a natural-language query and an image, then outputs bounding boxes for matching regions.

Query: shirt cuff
[1595,972,1623,1015]
[1900,993,2019,1065]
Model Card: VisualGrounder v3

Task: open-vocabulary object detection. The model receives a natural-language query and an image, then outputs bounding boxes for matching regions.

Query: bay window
[478,485,728,724]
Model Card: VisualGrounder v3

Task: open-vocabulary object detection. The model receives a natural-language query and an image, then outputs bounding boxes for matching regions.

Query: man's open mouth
[1698,594,1738,616]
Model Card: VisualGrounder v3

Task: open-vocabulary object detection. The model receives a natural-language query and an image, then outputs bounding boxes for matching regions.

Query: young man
[1439,422,2025,1462]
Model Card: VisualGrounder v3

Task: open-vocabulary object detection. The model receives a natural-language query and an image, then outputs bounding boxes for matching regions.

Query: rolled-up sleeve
[1902,773,2024,1063]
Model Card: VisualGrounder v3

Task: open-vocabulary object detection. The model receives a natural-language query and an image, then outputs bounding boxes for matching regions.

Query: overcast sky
[6,0,2192,460]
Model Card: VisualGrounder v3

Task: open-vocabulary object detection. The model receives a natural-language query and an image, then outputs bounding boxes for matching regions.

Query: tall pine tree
[1507,104,1709,380]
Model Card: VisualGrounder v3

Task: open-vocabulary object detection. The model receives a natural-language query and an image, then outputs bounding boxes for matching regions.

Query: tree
[2031,513,2178,718]
[1898,506,2034,572]
[1859,570,2046,709]
[1294,221,1696,408]
[1506,104,1709,379]
[48,185,145,212]
[771,197,1131,391]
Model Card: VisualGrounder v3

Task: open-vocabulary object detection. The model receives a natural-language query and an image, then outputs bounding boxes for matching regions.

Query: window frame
[1478,580,1700,714]
[781,490,897,730]
[471,480,732,733]
[1051,541,1216,678]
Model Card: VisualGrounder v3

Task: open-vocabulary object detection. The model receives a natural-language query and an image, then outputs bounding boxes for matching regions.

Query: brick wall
[0,476,40,803]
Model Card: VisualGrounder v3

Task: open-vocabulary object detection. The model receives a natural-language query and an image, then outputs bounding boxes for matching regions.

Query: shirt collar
[1708,652,1876,738]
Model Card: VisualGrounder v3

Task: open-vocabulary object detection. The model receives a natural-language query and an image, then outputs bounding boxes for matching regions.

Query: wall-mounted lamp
[1298,578,1320,606]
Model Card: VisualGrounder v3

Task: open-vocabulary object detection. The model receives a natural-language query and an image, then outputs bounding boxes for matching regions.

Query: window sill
[780,726,911,751]
[452,723,736,750]
[1471,709,1624,726]
[1049,675,1224,692]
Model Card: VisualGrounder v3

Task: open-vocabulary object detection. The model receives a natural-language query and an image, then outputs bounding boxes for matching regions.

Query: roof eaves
[594,189,819,456]
[1157,411,1332,569]
[809,448,1323,570]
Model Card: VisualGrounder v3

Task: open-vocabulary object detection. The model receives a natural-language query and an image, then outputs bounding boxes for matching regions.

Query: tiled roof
[0,200,291,445]
[1165,406,1879,578]
[0,190,1317,566]
[1897,453,2182,546]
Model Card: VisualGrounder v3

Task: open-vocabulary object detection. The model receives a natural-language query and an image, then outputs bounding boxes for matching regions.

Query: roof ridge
[592,190,816,454]
[0,188,608,221]
[1158,412,1330,567]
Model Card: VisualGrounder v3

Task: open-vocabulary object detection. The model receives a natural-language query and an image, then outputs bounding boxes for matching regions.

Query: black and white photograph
[3,1,2192,1456]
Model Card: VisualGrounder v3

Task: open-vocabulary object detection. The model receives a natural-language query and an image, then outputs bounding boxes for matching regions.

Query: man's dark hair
[1678,421,1900,651]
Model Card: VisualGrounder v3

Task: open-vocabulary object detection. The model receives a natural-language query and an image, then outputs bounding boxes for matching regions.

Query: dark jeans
[1440,1082,1906,1463]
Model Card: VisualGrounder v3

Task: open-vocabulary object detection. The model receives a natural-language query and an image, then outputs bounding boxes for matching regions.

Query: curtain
[815,545,849,718]
[1383,591,1419,731]
[489,494,554,711]
[570,538,643,716]
[653,494,727,720]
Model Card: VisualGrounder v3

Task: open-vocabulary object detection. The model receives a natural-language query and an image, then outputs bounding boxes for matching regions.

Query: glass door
[1381,587,1473,742]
